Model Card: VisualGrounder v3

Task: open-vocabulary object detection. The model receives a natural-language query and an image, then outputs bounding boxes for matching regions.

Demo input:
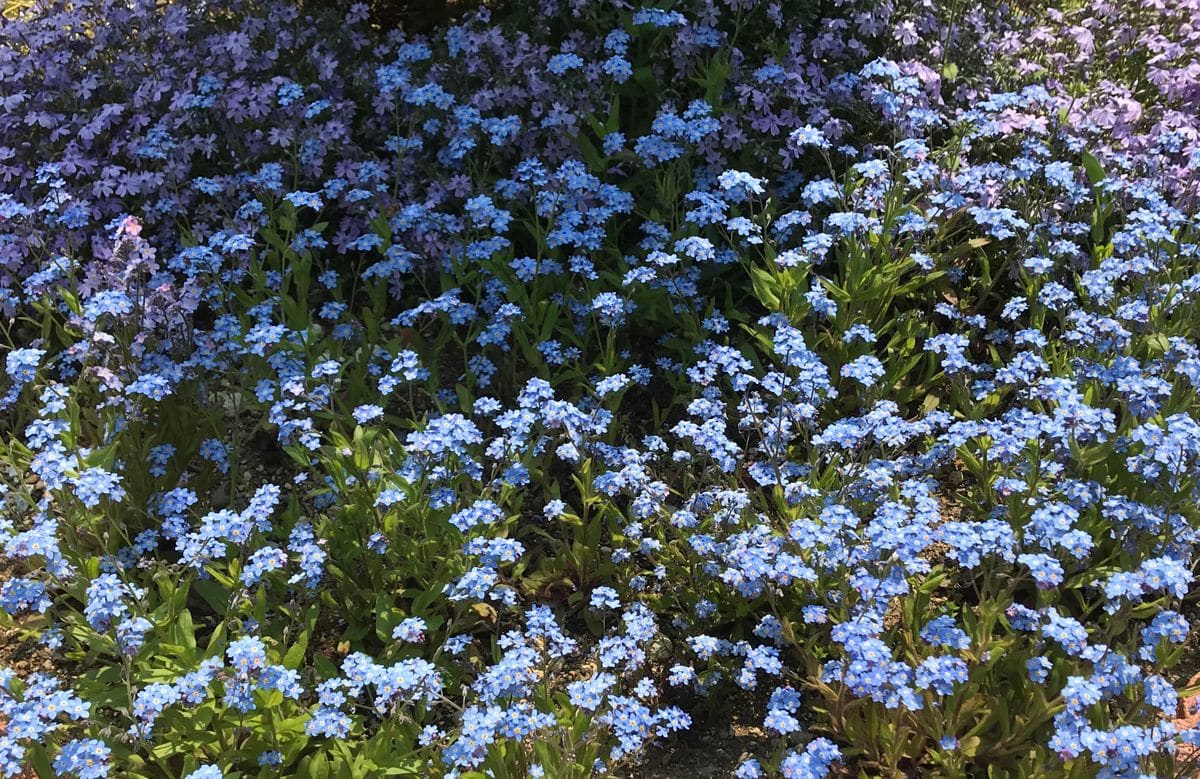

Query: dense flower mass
[1,0,1200,776]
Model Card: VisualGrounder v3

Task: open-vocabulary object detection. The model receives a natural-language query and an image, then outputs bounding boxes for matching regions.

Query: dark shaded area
[302,0,502,32]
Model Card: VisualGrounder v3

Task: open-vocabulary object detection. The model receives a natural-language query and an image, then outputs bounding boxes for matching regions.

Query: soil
[638,689,771,779]
[1170,598,1200,778]
[0,559,73,679]
[0,559,72,779]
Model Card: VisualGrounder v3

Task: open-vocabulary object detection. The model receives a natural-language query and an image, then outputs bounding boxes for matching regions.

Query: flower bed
[1,0,1200,776]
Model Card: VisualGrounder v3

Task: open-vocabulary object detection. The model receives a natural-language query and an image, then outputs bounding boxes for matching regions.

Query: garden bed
[1,0,1199,777]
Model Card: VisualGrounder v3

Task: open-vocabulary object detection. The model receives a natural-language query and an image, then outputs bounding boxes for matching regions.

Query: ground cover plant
[1,0,1200,776]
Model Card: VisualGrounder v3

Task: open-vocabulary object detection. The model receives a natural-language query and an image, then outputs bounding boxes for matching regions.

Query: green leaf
[301,753,331,779]
[1081,151,1105,186]
[27,744,54,778]
[177,608,197,654]
[748,266,780,309]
